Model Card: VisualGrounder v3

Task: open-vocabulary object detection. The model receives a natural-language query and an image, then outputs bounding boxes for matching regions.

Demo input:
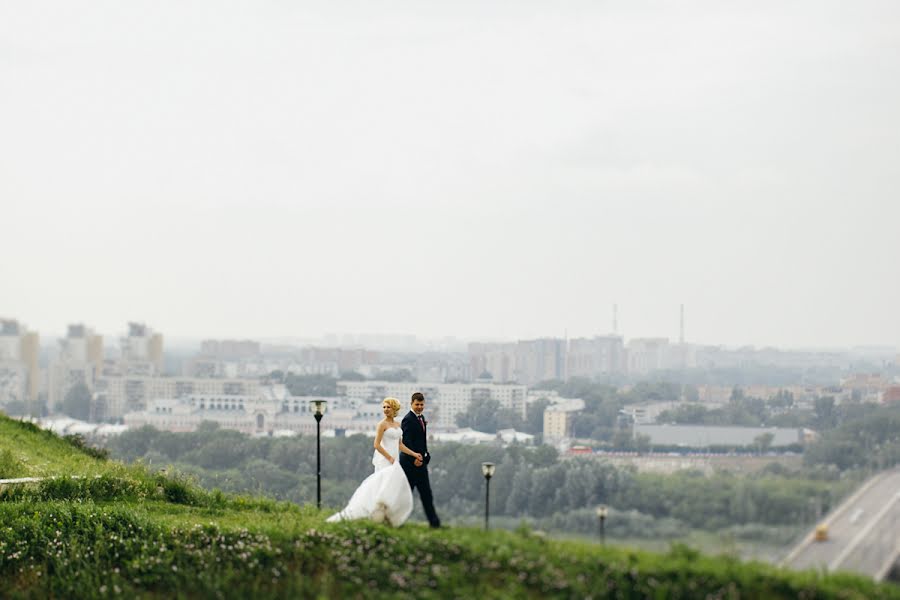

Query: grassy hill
[1,414,898,599]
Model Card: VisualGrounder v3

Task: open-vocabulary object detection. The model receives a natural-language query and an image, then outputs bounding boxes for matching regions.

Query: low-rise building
[430,428,534,445]
[542,398,585,445]
[95,376,261,420]
[633,423,805,448]
[619,401,679,425]
[123,385,379,435]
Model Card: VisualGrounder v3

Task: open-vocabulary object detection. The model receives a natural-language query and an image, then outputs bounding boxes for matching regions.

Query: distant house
[883,386,900,404]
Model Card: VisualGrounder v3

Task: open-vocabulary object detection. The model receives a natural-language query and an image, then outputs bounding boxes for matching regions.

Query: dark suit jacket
[400,410,431,468]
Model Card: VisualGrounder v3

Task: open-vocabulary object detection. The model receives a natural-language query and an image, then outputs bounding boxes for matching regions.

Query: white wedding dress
[326,427,414,526]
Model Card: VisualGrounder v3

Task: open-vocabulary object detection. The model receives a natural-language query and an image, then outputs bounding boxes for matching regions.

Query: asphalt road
[784,468,900,579]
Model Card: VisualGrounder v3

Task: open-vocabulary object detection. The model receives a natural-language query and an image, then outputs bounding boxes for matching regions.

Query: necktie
[418,415,426,431]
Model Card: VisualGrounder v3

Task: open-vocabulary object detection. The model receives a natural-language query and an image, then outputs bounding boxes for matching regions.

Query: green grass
[1,414,898,599]
[0,418,114,478]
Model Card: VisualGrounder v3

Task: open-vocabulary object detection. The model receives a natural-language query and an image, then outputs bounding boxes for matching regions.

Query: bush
[63,434,110,461]
[0,448,24,479]
[1,474,143,502]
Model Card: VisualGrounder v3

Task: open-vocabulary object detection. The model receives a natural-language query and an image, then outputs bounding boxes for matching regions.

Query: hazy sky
[2,1,899,348]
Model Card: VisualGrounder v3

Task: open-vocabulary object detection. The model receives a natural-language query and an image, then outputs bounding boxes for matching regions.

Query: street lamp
[596,505,608,545]
[310,399,327,509]
[481,462,496,531]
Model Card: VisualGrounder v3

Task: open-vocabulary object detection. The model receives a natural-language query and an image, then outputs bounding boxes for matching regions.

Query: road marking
[828,490,900,573]
[874,532,900,582]
[781,469,894,567]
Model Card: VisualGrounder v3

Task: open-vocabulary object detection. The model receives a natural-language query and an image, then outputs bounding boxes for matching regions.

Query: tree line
[104,423,855,541]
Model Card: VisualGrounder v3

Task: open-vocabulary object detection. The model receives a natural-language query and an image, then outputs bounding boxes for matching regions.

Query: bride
[326,397,422,526]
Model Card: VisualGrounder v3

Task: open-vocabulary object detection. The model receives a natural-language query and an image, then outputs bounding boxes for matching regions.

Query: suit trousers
[402,463,441,528]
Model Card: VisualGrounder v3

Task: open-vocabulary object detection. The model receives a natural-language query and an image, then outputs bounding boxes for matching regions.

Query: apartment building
[119,322,164,376]
[542,398,585,444]
[472,337,626,385]
[48,324,104,409]
[627,338,670,375]
[0,318,40,410]
[566,336,626,379]
[468,342,518,383]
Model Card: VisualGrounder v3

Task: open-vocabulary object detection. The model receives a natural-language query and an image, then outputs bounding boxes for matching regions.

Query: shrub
[0,448,24,479]
[63,434,110,461]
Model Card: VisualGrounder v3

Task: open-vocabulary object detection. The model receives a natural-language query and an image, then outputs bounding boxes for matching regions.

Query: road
[783,468,900,580]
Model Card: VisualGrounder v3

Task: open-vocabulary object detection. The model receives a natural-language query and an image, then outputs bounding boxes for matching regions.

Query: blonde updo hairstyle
[383,397,401,418]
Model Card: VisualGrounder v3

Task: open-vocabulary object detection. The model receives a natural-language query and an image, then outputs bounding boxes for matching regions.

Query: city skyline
[2,1,899,349]
[6,316,897,356]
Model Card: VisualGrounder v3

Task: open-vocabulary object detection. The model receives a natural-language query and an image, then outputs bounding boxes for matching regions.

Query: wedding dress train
[326,427,413,526]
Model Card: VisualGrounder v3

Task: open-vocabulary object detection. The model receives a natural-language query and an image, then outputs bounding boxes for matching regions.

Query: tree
[284,374,337,396]
[62,382,92,421]
[495,406,524,431]
[376,369,416,383]
[611,429,633,449]
[339,371,366,381]
[683,384,700,402]
[634,433,652,454]
[754,432,775,455]
[657,404,710,424]
[524,398,551,435]
[106,425,160,462]
[505,468,533,514]
[814,396,837,430]
[767,390,794,410]
[455,399,501,432]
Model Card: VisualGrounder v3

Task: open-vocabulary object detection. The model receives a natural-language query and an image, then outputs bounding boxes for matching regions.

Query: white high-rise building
[627,338,670,375]
[566,336,626,379]
[336,380,527,429]
[48,324,104,411]
[119,322,163,376]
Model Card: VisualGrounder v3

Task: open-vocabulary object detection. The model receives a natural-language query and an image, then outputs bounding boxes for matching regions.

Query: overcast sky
[2,1,899,349]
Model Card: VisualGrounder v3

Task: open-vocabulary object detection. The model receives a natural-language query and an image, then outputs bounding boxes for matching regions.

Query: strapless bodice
[372,426,402,470]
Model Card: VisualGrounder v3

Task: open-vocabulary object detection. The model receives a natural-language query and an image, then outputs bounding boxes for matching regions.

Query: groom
[399,392,441,528]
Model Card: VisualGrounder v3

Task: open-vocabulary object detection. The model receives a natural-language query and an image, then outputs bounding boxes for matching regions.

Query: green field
[1,414,897,599]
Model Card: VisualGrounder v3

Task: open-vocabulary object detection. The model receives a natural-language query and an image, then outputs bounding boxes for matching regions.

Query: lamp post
[310,399,327,509]
[596,505,608,545]
[481,462,496,531]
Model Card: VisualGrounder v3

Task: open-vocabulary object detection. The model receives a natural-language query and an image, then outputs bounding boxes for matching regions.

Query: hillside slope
[1,415,897,599]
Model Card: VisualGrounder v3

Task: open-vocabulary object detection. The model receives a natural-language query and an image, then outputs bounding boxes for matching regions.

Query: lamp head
[310,399,327,417]
[596,505,608,519]
[481,462,496,479]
